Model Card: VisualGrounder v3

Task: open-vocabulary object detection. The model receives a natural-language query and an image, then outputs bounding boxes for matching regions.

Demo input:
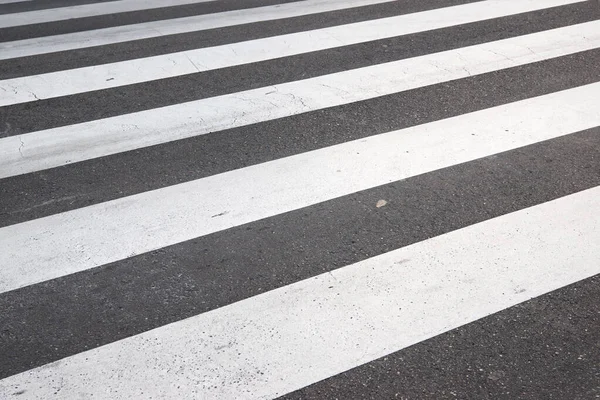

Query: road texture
[0,0,599,398]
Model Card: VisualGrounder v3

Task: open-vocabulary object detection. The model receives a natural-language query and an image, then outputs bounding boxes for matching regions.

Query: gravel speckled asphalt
[0,0,599,398]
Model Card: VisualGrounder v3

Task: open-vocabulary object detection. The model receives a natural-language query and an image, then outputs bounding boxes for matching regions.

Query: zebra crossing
[0,0,599,398]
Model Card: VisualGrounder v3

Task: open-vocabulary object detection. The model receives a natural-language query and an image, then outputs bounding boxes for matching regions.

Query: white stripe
[0,0,396,60]
[1,187,599,399]
[0,0,31,4]
[0,0,217,28]
[0,0,584,105]
[1,21,599,178]
[1,82,599,294]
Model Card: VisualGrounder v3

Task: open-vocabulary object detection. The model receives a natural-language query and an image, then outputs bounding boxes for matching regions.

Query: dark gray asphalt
[0,0,121,15]
[1,2,595,120]
[2,48,600,227]
[281,275,600,399]
[1,0,599,396]
[0,0,301,42]
[0,0,480,78]
[2,127,600,379]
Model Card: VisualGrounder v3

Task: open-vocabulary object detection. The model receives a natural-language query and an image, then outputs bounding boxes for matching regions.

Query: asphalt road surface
[1,0,599,398]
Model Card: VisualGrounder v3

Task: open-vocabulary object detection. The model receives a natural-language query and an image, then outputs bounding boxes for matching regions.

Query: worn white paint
[1,21,599,178]
[0,0,397,60]
[0,0,217,28]
[0,0,32,4]
[1,187,599,399]
[0,0,586,104]
[1,82,600,294]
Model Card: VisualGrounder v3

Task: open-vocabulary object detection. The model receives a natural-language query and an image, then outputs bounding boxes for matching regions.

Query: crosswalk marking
[2,81,600,294]
[5,53,598,229]
[2,186,599,399]
[0,0,588,106]
[2,20,599,178]
[1,0,599,397]
[0,0,32,4]
[0,0,217,28]
[0,0,397,60]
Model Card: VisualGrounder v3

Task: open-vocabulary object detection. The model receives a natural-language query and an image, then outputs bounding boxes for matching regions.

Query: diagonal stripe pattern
[0,0,599,398]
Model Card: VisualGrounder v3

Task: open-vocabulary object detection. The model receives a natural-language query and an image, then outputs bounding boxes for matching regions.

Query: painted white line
[1,187,599,399]
[0,0,397,60]
[0,0,584,104]
[0,0,32,4]
[1,82,599,294]
[0,0,218,28]
[1,21,599,178]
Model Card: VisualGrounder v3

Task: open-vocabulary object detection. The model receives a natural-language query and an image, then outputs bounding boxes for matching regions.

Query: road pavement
[0,0,599,398]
